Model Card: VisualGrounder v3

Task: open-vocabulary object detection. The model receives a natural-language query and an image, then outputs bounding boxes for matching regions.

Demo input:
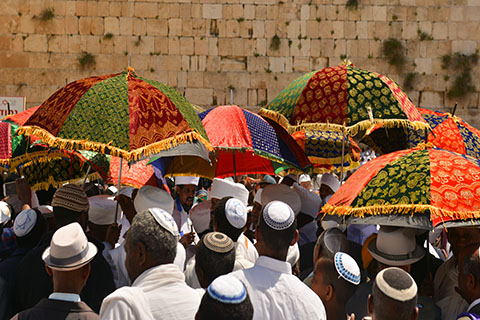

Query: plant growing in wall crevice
[34,7,55,21]
[382,38,406,69]
[78,52,96,70]
[270,35,281,51]
[346,0,358,10]
[442,51,479,99]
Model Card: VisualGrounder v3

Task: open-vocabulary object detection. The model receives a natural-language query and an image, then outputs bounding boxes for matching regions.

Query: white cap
[298,174,311,184]
[207,274,247,304]
[148,207,179,237]
[253,189,263,205]
[0,201,11,225]
[262,200,295,231]
[134,186,174,214]
[334,252,361,285]
[190,200,212,234]
[88,195,122,225]
[14,209,37,237]
[225,198,248,229]
[175,176,200,186]
[261,184,301,216]
[209,178,249,206]
[321,173,340,193]
[292,183,322,218]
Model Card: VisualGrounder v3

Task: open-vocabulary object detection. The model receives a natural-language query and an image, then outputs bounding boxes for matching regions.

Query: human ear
[290,230,299,246]
[326,284,334,302]
[367,294,373,315]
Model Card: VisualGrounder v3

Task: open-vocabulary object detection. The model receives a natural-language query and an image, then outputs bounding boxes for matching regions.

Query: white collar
[48,292,81,303]
[255,255,292,274]
[468,297,480,312]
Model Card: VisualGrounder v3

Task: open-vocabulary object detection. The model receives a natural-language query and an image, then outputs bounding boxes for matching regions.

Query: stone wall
[0,0,479,127]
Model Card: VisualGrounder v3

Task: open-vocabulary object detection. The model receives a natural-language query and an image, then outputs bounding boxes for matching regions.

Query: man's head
[298,174,312,190]
[258,175,276,188]
[51,184,90,229]
[368,226,425,272]
[368,267,418,320]
[14,208,46,249]
[319,173,340,201]
[457,243,480,304]
[195,232,235,288]
[134,185,174,214]
[175,176,200,211]
[447,227,480,258]
[88,195,120,242]
[256,200,298,260]
[42,222,98,294]
[313,228,349,263]
[213,197,248,242]
[125,208,178,283]
[250,189,263,227]
[311,253,360,313]
[196,274,253,320]
[209,178,249,215]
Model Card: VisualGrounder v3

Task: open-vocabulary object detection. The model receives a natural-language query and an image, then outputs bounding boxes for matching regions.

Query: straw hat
[42,222,97,271]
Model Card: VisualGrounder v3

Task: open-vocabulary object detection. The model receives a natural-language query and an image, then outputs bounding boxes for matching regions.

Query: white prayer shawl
[184,241,255,289]
[100,264,201,320]
[236,233,259,264]
[105,243,131,288]
[231,256,327,320]
[100,286,153,320]
[433,257,468,320]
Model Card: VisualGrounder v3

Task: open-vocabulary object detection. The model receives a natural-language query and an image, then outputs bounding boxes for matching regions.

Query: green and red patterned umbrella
[259,61,428,137]
[322,144,480,229]
[18,68,212,161]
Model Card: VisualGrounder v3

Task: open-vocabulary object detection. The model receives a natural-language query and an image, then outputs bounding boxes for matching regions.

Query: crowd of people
[0,172,479,320]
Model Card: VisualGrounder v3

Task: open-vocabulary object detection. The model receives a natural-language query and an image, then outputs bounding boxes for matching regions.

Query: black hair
[257,206,297,253]
[16,209,47,248]
[196,289,254,320]
[53,206,82,228]
[195,236,236,286]
[213,197,244,242]
[372,268,417,320]
[315,257,357,304]
[463,245,480,283]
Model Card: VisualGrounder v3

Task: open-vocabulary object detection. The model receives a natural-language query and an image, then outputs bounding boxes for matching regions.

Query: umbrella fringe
[30,172,101,191]
[258,108,430,136]
[17,126,214,162]
[7,150,75,170]
[323,203,480,222]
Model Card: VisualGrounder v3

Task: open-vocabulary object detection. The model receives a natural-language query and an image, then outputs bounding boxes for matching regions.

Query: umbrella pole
[451,102,458,116]
[340,125,346,184]
[81,164,91,188]
[114,158,123,223]
[233,150,236,181]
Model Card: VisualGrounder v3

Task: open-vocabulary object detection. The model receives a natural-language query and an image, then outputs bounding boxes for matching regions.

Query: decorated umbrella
[406,108,480,158]
[18,67,212,161]
[291,128,361,173]
[151,105,311,178]
[322,143,480,229]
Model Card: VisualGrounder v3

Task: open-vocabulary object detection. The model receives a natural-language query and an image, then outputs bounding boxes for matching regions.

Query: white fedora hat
[42,222,97,271]
[134,185,174,214]
[368,226,425,266]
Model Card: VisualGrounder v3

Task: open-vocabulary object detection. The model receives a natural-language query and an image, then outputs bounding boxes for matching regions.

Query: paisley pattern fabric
[259,62,427,133]
[21,69,210,161]
[324,146,480,227]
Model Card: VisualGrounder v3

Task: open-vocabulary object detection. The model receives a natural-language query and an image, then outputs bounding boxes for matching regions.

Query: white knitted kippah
[262,200,294,231]
[207,274,247,304]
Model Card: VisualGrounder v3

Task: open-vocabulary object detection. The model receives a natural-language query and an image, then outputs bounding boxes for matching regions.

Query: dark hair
[53,206,82,228]
[196,290,254,320]
[257,207,297,253]
[213,197,244,242]
[463,245,480,283]
[372,268,417,320]
[128,210,177,264]
[16,209,47,248]
[195,237,236,286]
[315,257,357,304]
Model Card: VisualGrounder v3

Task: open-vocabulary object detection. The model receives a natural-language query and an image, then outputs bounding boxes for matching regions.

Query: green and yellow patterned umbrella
[18,67,212,161]
[259,61,428,136]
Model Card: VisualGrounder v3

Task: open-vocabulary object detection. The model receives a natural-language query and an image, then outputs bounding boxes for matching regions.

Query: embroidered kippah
[376,267,417,302]
[207,274,247,304]
[52,184,89,213]
[148,208,178,237]
[203,232,234,253]
[334,252,361,285]
[225,198,247,229]
[14,209,37,237]
[262,200,294,231]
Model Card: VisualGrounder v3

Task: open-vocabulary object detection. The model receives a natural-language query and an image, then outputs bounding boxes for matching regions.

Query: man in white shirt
[230,201,327,320]
[100,208,200,319]
[173,176,199,249]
